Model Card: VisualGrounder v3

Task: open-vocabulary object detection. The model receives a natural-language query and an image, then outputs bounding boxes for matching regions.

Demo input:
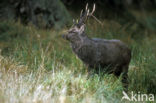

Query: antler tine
[85,3,88,11]
[80,9,83,17]
[71,19,76,27]
[87,9,90,16]
[73,19,76,24]
[90,3,96,15]
[73,19,75,22]
[76,19,79,23]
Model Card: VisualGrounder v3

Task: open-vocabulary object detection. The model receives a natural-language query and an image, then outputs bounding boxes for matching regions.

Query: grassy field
[0,20,156,103]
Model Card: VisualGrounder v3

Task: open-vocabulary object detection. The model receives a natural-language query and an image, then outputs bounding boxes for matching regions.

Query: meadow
[0,19,156,103]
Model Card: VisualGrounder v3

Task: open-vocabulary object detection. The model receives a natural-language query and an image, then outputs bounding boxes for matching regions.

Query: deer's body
[62,4,131,90]
[71,33,131,75]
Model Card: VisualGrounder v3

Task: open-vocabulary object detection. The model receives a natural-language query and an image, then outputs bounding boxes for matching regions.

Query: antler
[88,3,95,17]
[78,3,102,26]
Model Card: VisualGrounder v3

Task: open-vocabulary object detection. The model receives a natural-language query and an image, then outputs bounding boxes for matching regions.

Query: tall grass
[0,20,155,103]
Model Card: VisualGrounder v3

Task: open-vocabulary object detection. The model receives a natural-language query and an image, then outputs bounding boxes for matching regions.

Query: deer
[62,4,131,91]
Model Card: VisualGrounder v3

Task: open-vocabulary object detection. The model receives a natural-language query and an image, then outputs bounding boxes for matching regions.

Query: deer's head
[62,4,96,43]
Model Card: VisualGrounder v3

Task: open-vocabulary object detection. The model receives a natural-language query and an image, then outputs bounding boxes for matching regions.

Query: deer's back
[92,38,131,64]
[72,38,131,68]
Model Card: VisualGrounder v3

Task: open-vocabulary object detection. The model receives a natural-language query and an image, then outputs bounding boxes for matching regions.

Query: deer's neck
[71,34,90,53]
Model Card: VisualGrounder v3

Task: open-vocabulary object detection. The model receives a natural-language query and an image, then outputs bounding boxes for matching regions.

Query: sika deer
[62,4,131,90]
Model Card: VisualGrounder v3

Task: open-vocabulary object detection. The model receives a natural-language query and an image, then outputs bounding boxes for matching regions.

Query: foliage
[0,0,71,29]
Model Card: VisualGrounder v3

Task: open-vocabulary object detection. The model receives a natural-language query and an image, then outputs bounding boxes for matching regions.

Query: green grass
[0,20,156,103]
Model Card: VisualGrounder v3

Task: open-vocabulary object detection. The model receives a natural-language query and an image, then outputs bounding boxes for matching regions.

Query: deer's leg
[114,64,129,92]
[121,64,129,92]
[114,65,122,77]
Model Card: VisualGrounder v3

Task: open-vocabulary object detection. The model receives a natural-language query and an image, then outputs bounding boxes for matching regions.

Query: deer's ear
[79,25,85,34]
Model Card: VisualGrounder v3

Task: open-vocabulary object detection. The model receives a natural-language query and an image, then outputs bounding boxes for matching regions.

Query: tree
[0,0,71,29]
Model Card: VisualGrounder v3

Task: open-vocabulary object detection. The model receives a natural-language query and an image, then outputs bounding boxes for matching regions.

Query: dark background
[0,0,156,30]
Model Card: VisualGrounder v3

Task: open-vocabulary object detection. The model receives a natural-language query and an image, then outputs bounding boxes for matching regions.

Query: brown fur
[62,25,131,90]
[62,4,131,90]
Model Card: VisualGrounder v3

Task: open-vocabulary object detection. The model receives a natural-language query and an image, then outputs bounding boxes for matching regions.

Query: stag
[62,4,131,90]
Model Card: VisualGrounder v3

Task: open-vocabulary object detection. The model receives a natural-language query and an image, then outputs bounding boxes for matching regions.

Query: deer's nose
[62,34,68,40]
